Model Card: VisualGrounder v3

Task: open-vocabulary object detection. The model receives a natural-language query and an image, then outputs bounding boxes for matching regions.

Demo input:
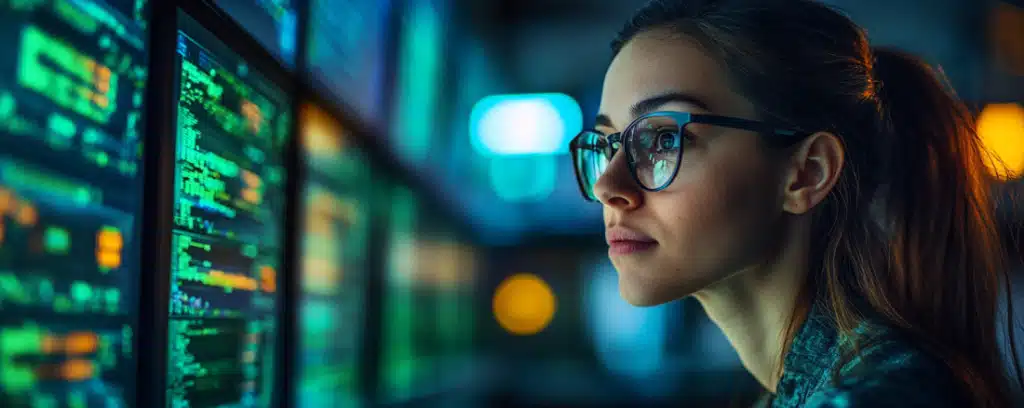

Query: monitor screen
[405,220,478,392]
[166,12,291,408]
[379,189,479,401]
[213,0,298,68]
[378,185,423,400]
[0,0,149,406]
[306,0,392,125]
[424,231,476,376]
[296,103,372,408]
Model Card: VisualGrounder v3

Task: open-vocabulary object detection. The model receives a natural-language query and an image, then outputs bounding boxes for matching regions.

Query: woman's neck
[692,220,810,393]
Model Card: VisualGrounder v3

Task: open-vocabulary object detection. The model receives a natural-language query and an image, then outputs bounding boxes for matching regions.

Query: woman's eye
[657,132,677,150]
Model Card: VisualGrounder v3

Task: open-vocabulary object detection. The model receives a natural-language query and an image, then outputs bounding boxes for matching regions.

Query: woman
[569,0,1022,406]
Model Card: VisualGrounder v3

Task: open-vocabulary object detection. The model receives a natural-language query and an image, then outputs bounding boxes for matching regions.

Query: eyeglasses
[570,111,810,202]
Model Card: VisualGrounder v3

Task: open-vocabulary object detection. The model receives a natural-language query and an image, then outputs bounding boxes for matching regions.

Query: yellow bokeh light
[492,273,556,336]
[979,103,1024,180]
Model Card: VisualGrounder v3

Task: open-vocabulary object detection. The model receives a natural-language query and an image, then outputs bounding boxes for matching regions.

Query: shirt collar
[772,303,841,407]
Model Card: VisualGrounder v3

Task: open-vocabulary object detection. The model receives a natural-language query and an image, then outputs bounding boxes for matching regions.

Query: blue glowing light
[469,93,583,156]
[488,155,557,202]
[584,259,671,378]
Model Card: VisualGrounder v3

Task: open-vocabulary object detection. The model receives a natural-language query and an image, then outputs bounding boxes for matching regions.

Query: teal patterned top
[757,304,968,408]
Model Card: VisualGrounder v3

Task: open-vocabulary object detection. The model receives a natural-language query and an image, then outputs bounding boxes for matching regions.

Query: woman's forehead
[598,35,752,128]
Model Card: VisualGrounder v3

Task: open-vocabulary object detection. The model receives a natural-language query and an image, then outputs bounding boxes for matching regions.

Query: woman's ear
[781,132,845,215]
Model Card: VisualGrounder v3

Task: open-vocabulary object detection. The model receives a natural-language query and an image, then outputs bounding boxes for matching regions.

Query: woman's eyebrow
[595,91,714,129]
[630,92,712,118]
[595,114,615,129]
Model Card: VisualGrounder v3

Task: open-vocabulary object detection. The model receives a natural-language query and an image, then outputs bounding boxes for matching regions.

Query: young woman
[569,0,1021,406]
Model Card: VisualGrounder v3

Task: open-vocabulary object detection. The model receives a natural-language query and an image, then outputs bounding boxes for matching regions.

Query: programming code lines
[0,1,150,407]
[166,16,289,408]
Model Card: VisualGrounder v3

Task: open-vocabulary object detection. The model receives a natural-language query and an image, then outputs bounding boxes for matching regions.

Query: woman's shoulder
[803,327,968,408]
[773,305,972,408]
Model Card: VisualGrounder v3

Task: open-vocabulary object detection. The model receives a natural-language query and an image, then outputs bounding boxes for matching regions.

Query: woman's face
[596,33,788,306]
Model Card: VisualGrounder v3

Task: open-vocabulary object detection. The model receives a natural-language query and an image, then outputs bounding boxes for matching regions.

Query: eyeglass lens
[572,114,684,200]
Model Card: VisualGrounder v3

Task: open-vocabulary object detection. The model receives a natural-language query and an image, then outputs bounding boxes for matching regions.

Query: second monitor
[165,10,291,408]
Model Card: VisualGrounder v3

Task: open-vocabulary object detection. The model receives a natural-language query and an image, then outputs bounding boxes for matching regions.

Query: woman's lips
[605,226,658,255]
[608,240,658,255]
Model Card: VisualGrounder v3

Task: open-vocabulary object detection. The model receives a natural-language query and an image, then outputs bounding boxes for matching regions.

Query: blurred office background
[263,0,1024,405]
[379,0,1024,405]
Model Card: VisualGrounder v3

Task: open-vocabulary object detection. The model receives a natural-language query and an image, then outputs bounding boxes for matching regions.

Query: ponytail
[867,46,1019,407]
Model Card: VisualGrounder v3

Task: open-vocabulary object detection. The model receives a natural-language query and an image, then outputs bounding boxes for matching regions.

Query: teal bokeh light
[392,0,443,164]
[488,155,557,202]
[470,93,583,156]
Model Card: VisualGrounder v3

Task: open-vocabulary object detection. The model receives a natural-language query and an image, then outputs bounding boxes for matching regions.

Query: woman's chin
[617,275,697,307]
[619,289,670,307]
[615,265,717,307]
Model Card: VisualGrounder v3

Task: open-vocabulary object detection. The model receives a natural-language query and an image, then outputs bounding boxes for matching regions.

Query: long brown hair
[612,0,1022,406]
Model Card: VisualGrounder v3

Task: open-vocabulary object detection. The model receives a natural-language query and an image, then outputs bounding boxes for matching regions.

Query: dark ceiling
[487,0,638,25]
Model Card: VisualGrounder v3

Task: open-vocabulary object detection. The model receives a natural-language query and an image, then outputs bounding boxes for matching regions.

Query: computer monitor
[306,0,392,125]
[296,102,372,408]
[0,0,150,406]
[411,221,479,396]
[426,229,477,381]
[378,190,479,402]
[166,11,291,408]
[378,184,426,402]
[213,0,299,68]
